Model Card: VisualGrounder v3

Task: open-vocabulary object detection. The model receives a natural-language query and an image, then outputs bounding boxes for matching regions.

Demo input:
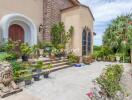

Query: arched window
[82,29,87,55]
[87,32,91,54]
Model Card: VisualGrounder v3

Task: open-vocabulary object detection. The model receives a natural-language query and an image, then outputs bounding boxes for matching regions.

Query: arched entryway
[9,24,24,42]
[0,13,37,45]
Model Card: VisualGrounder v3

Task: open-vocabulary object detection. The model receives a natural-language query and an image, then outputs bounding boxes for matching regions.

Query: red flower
[86,92,93,98]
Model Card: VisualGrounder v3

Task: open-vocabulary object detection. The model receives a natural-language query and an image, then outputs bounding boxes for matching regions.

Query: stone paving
[1,62,132,100]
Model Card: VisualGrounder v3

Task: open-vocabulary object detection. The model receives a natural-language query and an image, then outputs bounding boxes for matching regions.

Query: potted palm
[20,43,32,61]
[43,64,53,78]
[33,61,43,81]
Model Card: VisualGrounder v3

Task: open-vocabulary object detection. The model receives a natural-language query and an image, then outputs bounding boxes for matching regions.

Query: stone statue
[0,61,22,98]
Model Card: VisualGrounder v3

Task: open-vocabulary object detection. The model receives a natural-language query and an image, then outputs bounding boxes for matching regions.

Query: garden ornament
[0,61,22,98]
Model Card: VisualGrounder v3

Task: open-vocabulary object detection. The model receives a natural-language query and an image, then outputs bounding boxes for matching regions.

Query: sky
[79,0,132,46]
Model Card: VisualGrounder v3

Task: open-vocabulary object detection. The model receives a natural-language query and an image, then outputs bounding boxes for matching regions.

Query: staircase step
[44,64,72,72]
[44,59,68,65]
[52,62,68,67]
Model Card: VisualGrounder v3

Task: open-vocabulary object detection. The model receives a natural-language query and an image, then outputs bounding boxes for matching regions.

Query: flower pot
[22,55,28,61]
[15,78,24,84]
[33,75,40,81]
[50,53,55,60]
[25,80,32,85]
[43,73,49,78]
[74,64,81,67]
[36,69,42,73]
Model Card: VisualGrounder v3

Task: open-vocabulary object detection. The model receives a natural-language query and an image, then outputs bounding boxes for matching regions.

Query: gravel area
[1,62,132,100]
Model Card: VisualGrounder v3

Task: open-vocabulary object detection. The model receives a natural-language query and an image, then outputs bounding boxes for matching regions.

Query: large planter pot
[22,55,29,61]
[43,73,49,78]
[33,75,40,81]
[50,53,55,60]
[24,80,32,85]
[15,78,24,84]
[33,69,42,81]
[36,69,42,73]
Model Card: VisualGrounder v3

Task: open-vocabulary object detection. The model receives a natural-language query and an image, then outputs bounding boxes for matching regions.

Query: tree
[51,22,74,48]
[103,14,132,62]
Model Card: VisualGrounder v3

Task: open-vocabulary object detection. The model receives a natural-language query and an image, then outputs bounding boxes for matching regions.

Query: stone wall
[43,0,74,41]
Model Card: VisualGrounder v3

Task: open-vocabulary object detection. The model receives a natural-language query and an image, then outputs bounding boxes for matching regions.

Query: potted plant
[50,47,57,60]
[43,64,53,78]
[43,42,52,52]
[109,55,116,62]
[33,61,43,81]
[67,53,80,67]
[23,70,32,85]
[83,55,93,65]
[11,61,25,83]
[13,71,24,83]
[31,45,39,59]
[20,43,32,61]
[57,44,65,59]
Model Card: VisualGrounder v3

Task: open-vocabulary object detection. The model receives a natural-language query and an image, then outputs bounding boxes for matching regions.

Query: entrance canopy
[0,13,37,45]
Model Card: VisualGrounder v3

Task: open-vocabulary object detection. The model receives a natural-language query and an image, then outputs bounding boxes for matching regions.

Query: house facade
[0,0,94,56]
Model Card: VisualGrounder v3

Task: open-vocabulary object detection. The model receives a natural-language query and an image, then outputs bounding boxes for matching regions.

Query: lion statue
[0,61,22,97]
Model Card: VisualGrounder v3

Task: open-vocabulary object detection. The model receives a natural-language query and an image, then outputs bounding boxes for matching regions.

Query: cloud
[79,0,132,46]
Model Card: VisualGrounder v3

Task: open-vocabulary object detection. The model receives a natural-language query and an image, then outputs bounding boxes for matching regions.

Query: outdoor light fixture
[39,24,44,32]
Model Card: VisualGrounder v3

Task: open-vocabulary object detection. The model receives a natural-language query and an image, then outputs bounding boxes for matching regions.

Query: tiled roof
[70,0,80,5]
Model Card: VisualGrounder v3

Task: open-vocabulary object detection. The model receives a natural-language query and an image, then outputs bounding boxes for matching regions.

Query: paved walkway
[1,62,132,100]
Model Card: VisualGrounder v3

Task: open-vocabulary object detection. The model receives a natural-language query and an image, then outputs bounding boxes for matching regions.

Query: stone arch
[0,13,37,45]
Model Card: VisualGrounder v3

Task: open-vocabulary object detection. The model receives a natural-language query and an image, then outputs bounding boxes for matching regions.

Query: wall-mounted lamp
[39,24,44,32]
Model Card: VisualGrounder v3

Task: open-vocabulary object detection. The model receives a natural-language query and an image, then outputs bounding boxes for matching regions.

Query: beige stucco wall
[0,0,43,42]
[80,6,94,54]
[61,6,94,56]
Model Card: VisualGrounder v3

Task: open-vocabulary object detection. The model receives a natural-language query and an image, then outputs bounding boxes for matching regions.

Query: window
[87,32,91,54]
[82,30,87,55]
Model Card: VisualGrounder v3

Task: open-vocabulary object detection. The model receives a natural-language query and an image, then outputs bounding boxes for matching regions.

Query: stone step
[44,60,67,65]
[43,64,71,73]
[30,64,72,77]
[52,62,68,67]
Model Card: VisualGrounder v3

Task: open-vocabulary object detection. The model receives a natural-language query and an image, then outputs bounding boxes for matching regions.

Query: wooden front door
[9,24,24,42]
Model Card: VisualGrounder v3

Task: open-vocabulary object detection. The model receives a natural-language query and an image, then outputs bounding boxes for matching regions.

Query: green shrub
[67,53,79,63]
[11,61,25,80]
[20,43,32,55]
[35,61,44,69]
[0,52,17,61]
[96,64,124,98]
